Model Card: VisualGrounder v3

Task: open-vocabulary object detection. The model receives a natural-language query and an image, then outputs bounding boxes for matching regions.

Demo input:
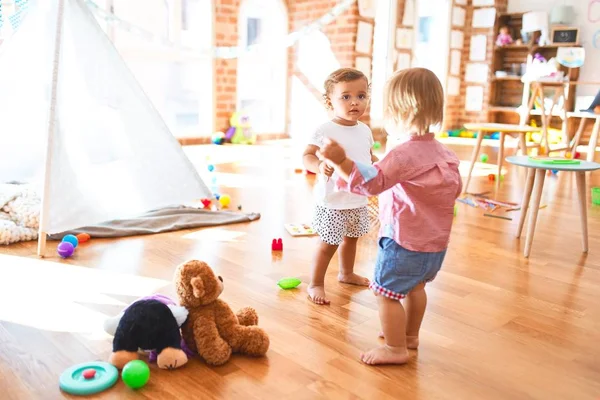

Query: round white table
[506,155,600,258]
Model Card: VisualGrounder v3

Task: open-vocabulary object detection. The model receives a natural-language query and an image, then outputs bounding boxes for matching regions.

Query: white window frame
[369,0,399,128]
[237,0,288,134]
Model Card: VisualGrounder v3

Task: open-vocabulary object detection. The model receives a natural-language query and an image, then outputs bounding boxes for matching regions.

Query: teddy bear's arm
[193,314,232,366]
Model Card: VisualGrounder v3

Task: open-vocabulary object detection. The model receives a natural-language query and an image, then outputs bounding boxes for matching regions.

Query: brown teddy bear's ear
[191,277,204,298]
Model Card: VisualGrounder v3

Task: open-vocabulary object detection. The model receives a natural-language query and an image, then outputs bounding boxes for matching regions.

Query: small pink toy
[496,26,513,46]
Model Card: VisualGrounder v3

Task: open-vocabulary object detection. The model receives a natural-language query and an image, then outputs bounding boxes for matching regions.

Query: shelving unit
[488,12,580,131]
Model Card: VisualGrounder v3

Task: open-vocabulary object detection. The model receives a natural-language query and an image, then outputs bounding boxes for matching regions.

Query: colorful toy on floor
[106,296,189,370]
[59,361,119,395]
[208,164,215,172]
[484,213,512,221]
[62,234,78,248]
[201,198,211,209]
[277,277,302,290]
[76,233,90,243]
[284,223,316,236]
[480,154,489,163]
[121,360,150,390]
[225,112,256,145]
[82,369,96,380]
[592,187,600,206]
[271,238,283,251]
[57,241,74,258]
[219,194,231,207]
[212,132,225,145]
[174,260,270,366]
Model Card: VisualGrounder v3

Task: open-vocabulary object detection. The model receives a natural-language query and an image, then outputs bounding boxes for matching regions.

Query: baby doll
[496,26,513,46]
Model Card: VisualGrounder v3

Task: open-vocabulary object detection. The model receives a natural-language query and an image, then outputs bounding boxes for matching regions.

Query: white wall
[507,0,600,96]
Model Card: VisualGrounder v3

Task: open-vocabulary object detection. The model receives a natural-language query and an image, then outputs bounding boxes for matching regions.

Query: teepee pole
[38,0,66,257]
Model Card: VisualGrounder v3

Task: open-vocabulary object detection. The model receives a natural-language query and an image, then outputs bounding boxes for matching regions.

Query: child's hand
[318,160,334,177]
[318,138,346,165]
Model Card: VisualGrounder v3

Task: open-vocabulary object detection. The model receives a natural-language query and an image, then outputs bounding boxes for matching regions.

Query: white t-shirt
[308,121,374,210]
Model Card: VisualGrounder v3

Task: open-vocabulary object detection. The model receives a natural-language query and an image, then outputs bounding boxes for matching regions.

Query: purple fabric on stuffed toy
[129,294,196,361]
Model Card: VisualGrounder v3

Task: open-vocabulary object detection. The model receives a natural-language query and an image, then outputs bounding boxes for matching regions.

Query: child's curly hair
[322,68,370,110]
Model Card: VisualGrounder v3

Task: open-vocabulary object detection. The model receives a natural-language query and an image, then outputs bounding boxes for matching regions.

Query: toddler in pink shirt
[318,68,462,366]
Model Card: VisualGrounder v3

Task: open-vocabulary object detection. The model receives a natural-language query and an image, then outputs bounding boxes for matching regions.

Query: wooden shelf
[495,45,529,51]
[493,76,523,81]
[488,12,580,127]
[489,106,519,113]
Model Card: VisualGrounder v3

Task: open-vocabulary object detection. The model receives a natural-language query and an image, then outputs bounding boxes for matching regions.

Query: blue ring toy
[59,361,118,396]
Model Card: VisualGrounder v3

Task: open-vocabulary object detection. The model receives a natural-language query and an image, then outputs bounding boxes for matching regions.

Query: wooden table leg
[586,118,600,163]
[519,133,528,156]
[570,118,587,158]
[496,132,506,194]
[516,167,535,238]
[524,169,546,258]
[463,130,484,194]
[575,171,589,253]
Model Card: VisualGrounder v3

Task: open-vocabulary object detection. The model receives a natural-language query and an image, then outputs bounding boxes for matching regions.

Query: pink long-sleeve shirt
[338,133,462,252]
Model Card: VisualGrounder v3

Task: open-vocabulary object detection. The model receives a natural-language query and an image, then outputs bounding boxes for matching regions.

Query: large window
[369,0,398,127]
[109,0,214,137]
[412,0,450,96]
[237,0,288,134]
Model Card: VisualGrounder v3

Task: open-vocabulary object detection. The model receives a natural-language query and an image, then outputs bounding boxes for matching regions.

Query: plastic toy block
[271,238,283,251]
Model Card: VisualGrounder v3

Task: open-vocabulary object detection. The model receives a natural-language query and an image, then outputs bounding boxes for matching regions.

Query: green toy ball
[277,277,302,290]
[480,154,489,163]
[121,360,150,390]
[372,141,381,150]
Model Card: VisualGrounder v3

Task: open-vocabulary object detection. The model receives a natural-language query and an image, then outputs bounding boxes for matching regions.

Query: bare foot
[378,333,419,349]
[360,345,409,365]
[157,347,188,370]
[406,335,419,349]
[338,273,369,286]
[307,285,330,305]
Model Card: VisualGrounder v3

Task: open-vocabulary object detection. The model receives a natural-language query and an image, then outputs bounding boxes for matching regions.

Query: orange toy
[76,233,90,243]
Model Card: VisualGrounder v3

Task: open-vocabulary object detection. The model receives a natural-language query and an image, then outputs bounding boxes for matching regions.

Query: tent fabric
[0,0,213,235]
[47,207,260,239]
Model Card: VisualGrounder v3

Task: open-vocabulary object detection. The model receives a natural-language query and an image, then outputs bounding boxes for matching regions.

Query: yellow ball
[219,194,231,207]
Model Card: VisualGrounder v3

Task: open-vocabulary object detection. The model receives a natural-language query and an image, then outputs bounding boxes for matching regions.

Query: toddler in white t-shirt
[302,68,378,305]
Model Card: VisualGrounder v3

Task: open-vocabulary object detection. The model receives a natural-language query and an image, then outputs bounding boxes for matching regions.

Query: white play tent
[0,0,213,255]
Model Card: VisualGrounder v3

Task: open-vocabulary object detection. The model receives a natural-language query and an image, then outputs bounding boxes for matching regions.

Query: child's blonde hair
[323,68,369,110]
[384,68,444,135]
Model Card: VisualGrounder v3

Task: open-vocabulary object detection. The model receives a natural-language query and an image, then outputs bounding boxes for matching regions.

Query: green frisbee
[59,361,118,396]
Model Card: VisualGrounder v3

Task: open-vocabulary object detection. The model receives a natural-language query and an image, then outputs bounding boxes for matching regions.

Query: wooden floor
[1,139,600,400]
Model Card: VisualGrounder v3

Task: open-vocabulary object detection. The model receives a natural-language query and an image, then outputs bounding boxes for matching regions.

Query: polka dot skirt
[312,205,370,245]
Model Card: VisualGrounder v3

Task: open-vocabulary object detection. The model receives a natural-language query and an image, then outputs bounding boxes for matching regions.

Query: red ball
[82,368,96,380]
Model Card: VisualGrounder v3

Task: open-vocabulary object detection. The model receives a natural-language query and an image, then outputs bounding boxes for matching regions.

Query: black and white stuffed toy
[104,294,192,370]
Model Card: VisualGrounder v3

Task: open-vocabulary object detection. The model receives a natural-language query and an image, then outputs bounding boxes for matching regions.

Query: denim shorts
[369,237,447,300]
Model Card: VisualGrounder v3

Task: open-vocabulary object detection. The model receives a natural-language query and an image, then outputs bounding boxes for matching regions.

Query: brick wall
[214,0,241,132]
[287,0,362,134]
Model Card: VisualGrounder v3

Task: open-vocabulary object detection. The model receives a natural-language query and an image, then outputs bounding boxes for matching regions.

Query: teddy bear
[174,260,270,366]
[106,294,190,370]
